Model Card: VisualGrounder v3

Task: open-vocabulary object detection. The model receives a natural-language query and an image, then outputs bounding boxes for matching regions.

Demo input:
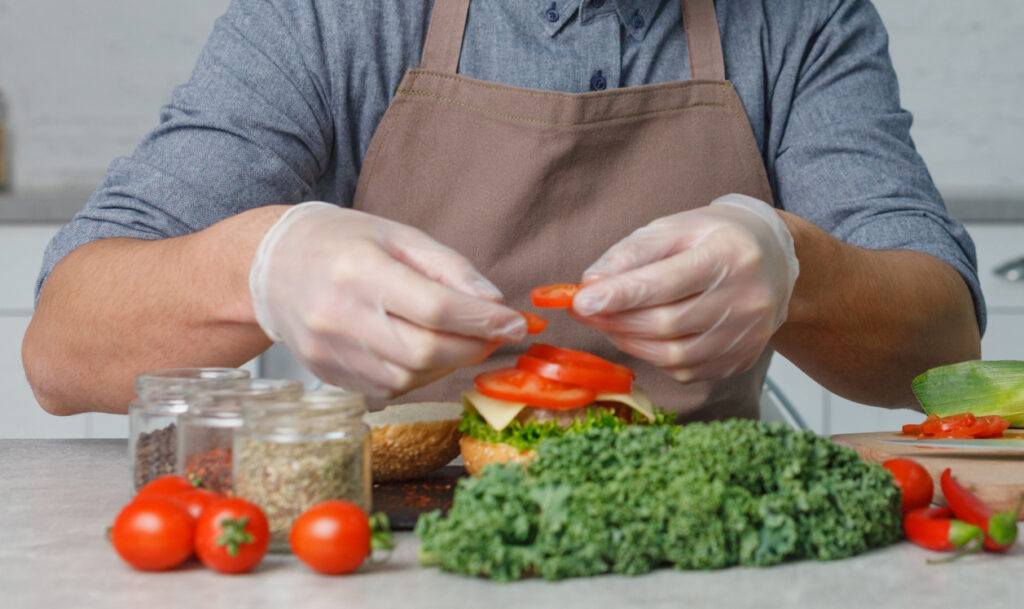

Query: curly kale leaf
[415,419,901,580]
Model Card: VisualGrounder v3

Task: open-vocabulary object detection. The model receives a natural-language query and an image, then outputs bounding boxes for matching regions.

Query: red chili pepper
[903,506,983,552]
[939,468,1020,552]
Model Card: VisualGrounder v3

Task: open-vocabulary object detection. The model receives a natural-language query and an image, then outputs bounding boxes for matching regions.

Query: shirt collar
[535,0,659,42]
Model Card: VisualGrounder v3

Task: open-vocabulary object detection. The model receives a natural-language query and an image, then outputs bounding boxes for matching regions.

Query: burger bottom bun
[459,435,537,477]
[366,402,463,482]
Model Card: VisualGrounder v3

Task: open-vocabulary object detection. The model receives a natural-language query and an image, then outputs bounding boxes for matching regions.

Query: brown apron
[353,0,774,421]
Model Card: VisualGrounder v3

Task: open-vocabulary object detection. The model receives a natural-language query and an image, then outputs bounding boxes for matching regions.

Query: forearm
[770,211,981,409]
[22,205,288,415]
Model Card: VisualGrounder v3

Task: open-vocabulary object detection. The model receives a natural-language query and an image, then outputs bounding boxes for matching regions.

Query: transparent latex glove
[249,202,526,397]
[570,194,799,383]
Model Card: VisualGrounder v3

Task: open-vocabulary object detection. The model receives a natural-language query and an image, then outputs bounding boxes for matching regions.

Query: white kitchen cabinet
[766,353,827,434]
[0,316,87,437]
[0,223,58,312]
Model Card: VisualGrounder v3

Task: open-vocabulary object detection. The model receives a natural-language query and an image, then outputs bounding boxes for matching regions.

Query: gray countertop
[1,188,1022,223]
[2,439,1023,609]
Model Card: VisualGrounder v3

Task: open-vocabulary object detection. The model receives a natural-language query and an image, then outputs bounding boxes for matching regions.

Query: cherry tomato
[882,458,934,515]
[516,354,632,394]
[474,367,596,409]
[530,283,582,308]
[519,311,549,334]
[109,496,194,571]
[290,500,372,575]
[176,488,221,521]
[194,498,270,574]
[135,475,196,498]
[526,343,635,379]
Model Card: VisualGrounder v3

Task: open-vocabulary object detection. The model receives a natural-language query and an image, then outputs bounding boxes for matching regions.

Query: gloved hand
[570,194,799,383]
[249,202,526,397]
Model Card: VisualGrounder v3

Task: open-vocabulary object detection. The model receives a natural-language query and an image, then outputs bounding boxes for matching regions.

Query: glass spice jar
[178,378,303,495]
[129,367,250,492]
[233,388,371,552]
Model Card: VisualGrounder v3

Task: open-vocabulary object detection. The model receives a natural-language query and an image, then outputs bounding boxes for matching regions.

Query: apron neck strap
[419,0,725,81]
[682,0,725,80]
[419,0,471,73]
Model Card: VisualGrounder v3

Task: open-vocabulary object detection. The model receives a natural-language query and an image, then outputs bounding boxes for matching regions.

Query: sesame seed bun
[459,435,537,477]
[365,402,463,482]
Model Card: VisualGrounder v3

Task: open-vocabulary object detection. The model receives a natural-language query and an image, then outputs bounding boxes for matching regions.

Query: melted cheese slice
[462,386,656,431]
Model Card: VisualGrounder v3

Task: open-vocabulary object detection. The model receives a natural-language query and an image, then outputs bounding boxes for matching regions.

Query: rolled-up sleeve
[770,0,985,332]
[35,0,335,300]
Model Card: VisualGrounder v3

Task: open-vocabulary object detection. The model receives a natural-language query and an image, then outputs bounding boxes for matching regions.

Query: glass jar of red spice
[177,378,303,494]
[130,367,250,492]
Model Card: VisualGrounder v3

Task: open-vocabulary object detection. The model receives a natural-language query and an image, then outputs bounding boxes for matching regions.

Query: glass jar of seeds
[129,367,250,492]
[233,388,371,552]
[178,378,303,495]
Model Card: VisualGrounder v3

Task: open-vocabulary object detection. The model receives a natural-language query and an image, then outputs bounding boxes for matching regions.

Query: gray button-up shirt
[37,0,985,330]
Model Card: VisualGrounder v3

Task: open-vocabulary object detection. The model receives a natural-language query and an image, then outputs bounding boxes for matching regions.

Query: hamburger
[458,343,660,476]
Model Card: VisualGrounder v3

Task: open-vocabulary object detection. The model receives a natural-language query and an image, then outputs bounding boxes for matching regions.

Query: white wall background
[0,0,1022,198]
[0,0,232,191]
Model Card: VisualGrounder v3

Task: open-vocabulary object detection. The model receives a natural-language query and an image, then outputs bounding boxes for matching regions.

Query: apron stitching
[396,88,729,126]
[408,70,733,98]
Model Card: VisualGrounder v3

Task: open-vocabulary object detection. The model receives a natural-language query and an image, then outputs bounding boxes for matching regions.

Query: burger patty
[514,402,634,428]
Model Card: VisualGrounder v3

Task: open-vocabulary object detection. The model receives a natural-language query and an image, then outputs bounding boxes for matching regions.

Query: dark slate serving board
[371,466,468,530]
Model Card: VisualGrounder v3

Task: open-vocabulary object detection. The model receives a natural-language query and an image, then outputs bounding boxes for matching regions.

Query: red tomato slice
[530,283,582,308]
[904,413,1009,439]
[978,415,1012,438]
[943,415,1010,439]
[516,354,632,394]
[919,414,941,435]
[938,412,976,432]
[474,367,596,409]
[519,311,549,335]
[526,343,636,379]
[921,413,978,435]
[901,423,924,436]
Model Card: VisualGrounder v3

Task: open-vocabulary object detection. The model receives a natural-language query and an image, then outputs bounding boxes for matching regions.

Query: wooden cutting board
[833,430,1024,519]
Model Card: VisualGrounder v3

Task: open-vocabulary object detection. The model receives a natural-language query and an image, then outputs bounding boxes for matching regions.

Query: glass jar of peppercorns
[178,378,303,494]
[129,367,250,492]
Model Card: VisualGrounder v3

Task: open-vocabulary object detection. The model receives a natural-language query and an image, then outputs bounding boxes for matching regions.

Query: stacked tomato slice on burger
[458,284,659,476]
[460,343,656,475]
[475,344,636,408]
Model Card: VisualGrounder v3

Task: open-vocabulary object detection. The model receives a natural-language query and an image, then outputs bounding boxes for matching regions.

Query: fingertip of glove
[470,277,504,301]
[572,286,610,317]
[490,315,527,342]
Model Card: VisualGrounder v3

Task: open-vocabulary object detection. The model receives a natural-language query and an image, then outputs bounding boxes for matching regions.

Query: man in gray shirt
[24,0,981,417]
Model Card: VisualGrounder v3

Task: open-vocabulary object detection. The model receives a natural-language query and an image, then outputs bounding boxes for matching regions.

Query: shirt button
[631,11,645,29]
[589,70,607,91]
[546,3,559,22]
